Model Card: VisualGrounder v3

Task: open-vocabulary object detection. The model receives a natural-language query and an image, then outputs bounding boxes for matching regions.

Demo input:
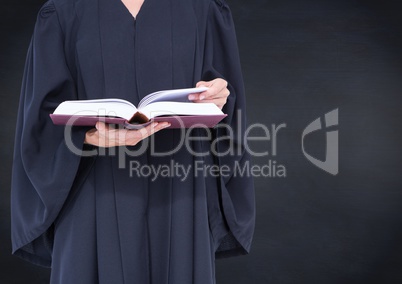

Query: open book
[50,87,227,129]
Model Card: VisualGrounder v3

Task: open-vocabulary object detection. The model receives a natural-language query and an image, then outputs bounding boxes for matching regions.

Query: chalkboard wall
[1,0,402,283]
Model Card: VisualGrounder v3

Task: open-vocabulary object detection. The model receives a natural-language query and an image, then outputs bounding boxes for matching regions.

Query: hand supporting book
[50,87,227,129]
[84,121,172,147]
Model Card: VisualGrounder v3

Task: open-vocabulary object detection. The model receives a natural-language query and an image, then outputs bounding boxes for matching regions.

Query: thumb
[196,81,208,88]
[96,121,106,132]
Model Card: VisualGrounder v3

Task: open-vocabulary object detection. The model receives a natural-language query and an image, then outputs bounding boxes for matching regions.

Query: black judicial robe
[11,0,255,282]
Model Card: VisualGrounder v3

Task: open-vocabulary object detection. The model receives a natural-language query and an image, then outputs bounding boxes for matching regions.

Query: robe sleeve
[11,1,91,267]
[203,0,256,258]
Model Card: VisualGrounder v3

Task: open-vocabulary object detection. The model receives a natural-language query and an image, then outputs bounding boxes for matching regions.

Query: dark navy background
[1,0,402,283]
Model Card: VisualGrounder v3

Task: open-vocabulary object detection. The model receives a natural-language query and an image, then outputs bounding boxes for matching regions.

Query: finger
[96,121,110,136]
[189,89,222,101]
[95,121,105,130]
[192,90,229,103]
[138,122,160,139]
[191,80,213,100]
[127,122,170,144]
[192,98,227,109]
[196,78,227,88]
[190,79,228,101]
[207,88,230,99]
[200,83,228,100]
[208,78,228,90]
[98,122,121,146]
[188,86,209,101]
[94,122,107,146]
[196,81,208,88]
[148,121,171,134]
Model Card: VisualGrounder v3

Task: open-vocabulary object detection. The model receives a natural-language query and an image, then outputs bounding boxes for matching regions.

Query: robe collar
[98,0,173,105]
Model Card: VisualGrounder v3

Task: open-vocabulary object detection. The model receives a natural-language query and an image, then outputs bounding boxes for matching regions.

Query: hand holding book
[84,121,171,147]
[79,79,231,147]
[188,78,229,110]
[50,85,228,129]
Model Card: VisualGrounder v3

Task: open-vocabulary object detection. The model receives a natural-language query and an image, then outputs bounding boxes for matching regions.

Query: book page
[138,87,208,108]
[138,101,223,119]
[53,98,137,120]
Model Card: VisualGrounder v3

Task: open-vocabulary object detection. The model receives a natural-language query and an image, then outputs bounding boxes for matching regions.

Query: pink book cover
[49,114,227,129]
